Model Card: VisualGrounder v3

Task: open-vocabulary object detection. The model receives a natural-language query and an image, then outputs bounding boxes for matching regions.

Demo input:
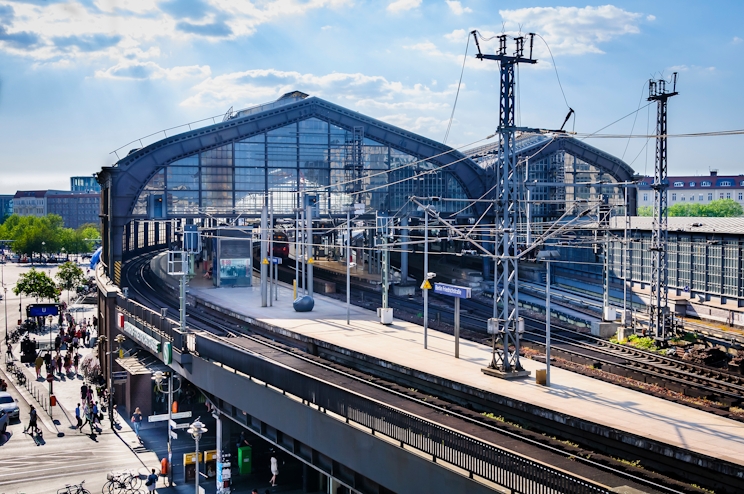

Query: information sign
[433,283,472,299]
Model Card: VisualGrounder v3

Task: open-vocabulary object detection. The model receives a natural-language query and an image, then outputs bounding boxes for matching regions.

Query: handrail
[109,100,272,160]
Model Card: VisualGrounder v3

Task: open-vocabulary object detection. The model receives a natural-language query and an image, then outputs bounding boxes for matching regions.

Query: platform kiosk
[212,227,253,287]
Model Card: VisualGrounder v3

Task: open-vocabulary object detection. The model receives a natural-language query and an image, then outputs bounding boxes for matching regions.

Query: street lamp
[187,418,208,494]
[153,370,181,486]
[3,285,7,363]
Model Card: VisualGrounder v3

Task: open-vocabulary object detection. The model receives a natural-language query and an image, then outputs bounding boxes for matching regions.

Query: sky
[0,0,742,194]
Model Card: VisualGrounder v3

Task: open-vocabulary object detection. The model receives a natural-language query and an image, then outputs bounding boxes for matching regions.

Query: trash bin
[237,445,252,475]
[535,369,547,386]
[204,450,217,478]
[183,452,202,482]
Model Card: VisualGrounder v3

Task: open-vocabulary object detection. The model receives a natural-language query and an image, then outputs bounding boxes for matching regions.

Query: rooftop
[610,216,744,235]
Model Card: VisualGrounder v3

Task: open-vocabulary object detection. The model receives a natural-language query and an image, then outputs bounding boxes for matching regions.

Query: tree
[637,206,652,216]
[56,261,86,306]
[703,199,743,217]
[14,268,59,301]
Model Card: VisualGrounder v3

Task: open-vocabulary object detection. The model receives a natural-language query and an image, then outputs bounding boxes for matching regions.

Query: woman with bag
[145,468,158,492]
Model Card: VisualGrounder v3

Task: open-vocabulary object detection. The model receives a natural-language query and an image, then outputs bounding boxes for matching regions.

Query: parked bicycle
[57,480,90,494]
[102,470,142,493]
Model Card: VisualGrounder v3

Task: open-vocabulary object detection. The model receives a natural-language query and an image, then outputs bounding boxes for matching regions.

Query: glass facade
[132,117,470,217]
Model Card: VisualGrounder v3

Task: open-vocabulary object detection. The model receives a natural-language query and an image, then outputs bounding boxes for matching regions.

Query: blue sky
[0,0,742,194]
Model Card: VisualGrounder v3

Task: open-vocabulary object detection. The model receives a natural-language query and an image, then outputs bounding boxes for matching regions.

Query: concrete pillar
[400,217,409,282]
[307,203,314,298]
[261,203,268,307]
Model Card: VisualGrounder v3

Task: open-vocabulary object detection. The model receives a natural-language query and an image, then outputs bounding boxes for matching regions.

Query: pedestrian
[75,403,82,429]
[237,431,250,449]
[84,327,90,346]
[55,354,63,375]
[73,353,80,375]
[24,405,40,435]
[54,334,61,353]
[64,353,72,375]
[80,384,88,401]
[44,352,52,374]
[145,468,158,492]
[34,354,43,378]
[270,455,279,486]
[93,402,101,427]
[131,406,143,439]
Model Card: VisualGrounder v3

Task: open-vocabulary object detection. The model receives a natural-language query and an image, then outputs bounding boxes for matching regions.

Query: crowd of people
[32,315,96,381]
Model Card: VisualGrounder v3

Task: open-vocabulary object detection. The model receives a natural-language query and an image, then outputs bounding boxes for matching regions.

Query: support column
[400,217,409,282]
[261,203,268,307]
[307,203,314,299]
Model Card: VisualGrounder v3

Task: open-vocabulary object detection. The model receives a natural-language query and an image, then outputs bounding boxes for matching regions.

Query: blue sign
[28,304,59,316]
[269,256,283,265]
[433,283,471,299]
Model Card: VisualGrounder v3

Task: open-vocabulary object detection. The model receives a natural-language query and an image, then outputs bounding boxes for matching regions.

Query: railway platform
[151,255,744,490]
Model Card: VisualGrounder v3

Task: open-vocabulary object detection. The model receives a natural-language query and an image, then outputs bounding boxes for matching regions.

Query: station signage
[433,283,471,299]
[28,304,59,317]
[123,321,161,354]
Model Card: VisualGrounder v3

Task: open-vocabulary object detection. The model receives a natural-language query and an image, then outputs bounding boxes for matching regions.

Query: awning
[115,352,170,376]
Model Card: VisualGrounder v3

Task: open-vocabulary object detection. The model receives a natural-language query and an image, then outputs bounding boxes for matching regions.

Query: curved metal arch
[107,97,487,221]
[522,136,638,213]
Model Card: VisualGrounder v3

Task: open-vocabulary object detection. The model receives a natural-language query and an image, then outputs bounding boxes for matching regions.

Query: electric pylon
[473,31,536,378]
[647,73,678,340]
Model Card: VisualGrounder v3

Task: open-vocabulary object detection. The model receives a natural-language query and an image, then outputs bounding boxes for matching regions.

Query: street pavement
[0,262,311,494]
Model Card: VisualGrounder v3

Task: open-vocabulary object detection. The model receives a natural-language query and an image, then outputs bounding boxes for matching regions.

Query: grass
[611,333,661,353]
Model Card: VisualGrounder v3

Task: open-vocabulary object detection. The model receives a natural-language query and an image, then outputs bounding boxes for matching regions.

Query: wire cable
[443,34,470,144]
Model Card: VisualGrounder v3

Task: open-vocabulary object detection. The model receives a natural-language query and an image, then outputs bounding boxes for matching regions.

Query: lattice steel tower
[647,73,678,340]
[473,32,536,376]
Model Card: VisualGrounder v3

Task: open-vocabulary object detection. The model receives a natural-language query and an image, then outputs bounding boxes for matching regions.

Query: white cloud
[646,14,656,21]
[733,36,743,44]
[0,0,352,62]
[500,5,646,55]
[95,61,211,80]
[179,68,457,128]
[387,0,421,13]
[321,25,333,31]
[667,65,715,74]
[444,28,468,43]
[445,1,471,15]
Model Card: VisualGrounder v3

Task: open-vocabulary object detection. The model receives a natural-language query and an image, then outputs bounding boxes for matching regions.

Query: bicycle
[102,470,141,494]
[57,480,90,494]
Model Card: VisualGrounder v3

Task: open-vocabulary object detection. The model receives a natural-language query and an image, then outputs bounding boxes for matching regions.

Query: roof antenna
[559,108,574,132]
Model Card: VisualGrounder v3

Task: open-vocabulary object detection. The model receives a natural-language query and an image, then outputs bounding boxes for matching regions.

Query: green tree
[703,199,743,217]
[14,268,59,301]
[56,261,86,306]
[637,206,652,216]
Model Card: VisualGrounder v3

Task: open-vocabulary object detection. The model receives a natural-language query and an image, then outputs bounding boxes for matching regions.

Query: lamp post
[188,418,208,494]
[423,208,429,349]
[153,370,180,487]
[4,285,7,363]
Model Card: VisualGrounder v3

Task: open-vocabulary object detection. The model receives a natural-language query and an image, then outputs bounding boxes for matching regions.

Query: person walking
[73,353,80,375]
[24,406,40,435]
[79,402,92,433]
[34,354,43,379]
[75,403,82,429]
[269,455,279,487]
[131,407,143,440]
[92,402,101,428]
[145,468,158,492]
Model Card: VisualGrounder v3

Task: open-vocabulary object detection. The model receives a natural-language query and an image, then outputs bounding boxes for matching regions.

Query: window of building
[719,180,732,187]
[689,181,696,187]
[673,181,684,187]
[740,180,744,187]
[739,193,743,201]
[719,193,725,200]
[680,195,685,201]
[726,192,731,199]
[690,195,695,201]
[671,193,677,201]
[643,193,648,202]
[702,181,711,187]
[708,193,713,201]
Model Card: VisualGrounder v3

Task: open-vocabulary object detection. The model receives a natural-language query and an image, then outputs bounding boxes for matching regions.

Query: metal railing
[193,333,610,494]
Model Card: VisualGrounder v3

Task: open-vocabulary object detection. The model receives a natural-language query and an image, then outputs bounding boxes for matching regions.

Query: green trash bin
[238,445,252,475]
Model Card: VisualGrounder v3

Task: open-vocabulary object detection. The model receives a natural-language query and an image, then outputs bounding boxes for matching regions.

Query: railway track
[118,252,696,494]
[298,261,744,412]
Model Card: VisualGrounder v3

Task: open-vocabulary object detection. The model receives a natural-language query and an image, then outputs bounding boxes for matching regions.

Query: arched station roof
[99,94,488,222]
